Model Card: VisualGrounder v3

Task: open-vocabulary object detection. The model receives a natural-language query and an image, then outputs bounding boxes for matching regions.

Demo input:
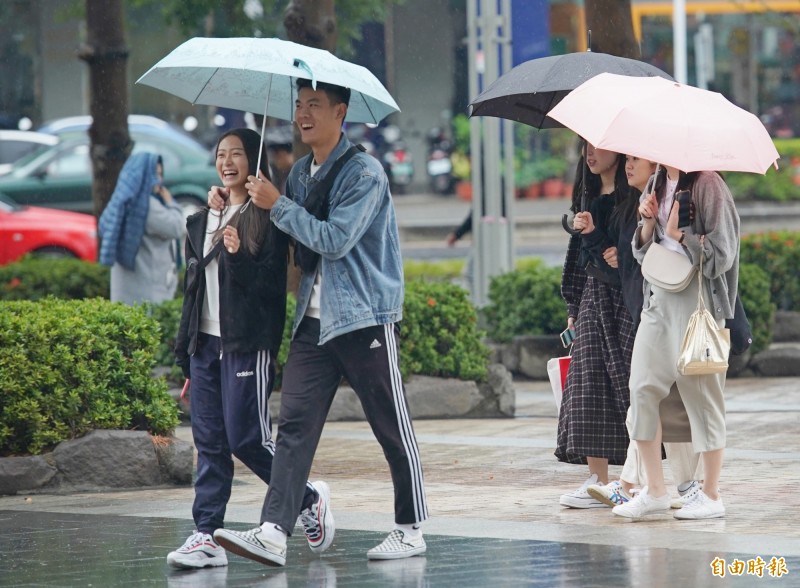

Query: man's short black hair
[296,78,351,107]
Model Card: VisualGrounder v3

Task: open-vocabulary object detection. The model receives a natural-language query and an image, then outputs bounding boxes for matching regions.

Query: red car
[0,193,97,265]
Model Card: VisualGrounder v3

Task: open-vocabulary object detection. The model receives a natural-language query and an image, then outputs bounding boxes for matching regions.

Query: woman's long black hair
[211,128,272,256]
[570,142,633,228]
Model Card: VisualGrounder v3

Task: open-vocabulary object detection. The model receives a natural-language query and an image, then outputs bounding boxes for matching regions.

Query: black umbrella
[468,50,671,234]
[468,51,672,130]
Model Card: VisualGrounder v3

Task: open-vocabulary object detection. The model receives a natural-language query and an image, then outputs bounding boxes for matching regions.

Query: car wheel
[32,246,77,259]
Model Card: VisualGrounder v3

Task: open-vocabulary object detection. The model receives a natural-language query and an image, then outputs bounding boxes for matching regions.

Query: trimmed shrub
[482,262,564,342]
[0,257,109,301]
[737,263,775,355]
[149,286,488,384]
[404,259,465,283]
[401,280,489,381]
[740,231,800,311]
[0,298,179,456]
[276,294,297,389]
[143,297,185,384]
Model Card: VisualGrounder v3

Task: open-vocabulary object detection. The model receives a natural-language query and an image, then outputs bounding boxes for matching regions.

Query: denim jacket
[270,133,404,344]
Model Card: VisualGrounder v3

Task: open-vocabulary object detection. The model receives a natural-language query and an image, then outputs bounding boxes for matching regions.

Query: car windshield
[3,141,57,172]
[3,131,210,182]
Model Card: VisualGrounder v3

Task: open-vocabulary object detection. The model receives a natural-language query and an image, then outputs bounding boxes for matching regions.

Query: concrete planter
[267,363,516,421]
[489,335,565,380]
[0,430,193,496]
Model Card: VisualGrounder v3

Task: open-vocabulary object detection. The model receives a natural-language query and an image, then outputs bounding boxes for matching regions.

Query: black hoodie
[175,208,289,377]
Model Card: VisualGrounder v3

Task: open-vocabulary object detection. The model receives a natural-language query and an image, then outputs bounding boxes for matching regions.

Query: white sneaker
[167,531,228,569]
[587,480,632,507]
[671,480,702,509]
[612,486,671,519]
[299,480,335,553]
[367,529,426,560]
[559,474,606,508]
[213,525,287,567]
[673,490,725,520]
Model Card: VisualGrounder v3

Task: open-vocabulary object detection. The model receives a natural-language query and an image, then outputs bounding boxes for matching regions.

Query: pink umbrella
[547,72,780,174]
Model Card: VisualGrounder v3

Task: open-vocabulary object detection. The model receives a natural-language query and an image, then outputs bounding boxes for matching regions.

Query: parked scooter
[383,150,413,194]
[425,127,455,195]
[345,123,413,194]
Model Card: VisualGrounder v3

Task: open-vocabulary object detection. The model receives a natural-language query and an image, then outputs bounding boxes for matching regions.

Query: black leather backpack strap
[303,144,366,220]
[294,144,366,273]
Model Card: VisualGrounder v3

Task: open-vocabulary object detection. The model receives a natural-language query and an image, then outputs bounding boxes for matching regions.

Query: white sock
[259,522,288,545]
[396,523,421,538]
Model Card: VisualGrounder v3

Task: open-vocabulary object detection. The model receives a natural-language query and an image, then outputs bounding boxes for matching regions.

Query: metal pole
[673,0,688,83]
[468,0,485,302]
[501,0,514,272]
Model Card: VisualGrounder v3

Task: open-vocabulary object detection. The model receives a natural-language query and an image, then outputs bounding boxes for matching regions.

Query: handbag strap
[199,240,224,270]
[696,235,706,310]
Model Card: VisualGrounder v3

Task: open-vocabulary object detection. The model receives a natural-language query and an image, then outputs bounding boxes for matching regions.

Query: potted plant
[451,114,473,200]
[515,157,569,199]
[536,157,569,198]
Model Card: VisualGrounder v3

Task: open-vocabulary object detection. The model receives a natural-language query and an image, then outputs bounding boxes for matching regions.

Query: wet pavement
[1,376,798,587]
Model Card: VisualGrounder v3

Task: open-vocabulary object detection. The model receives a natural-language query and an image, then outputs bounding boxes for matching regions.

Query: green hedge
[0,257,109,301]
[740,231,800,311]
[737,263,774,355]
[143,298,185,383]
[147,283,488,385]
[0,298,179,456]
[726,139,800,201]
[482,261,564,342]
[400,280,489,381]
[403,259,465,283]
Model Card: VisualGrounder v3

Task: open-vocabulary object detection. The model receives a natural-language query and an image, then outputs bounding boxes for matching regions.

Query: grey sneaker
[587,480,632,507]
[213,526,286,567]
[674,490,725,520]
[559,474,606,508]
[367,529,426,560]
[299,481,335,553]
[612,486,671,519]
[671,480,702,509]
[166,531,228,569]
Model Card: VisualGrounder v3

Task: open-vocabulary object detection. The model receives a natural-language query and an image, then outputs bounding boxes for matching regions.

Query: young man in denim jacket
[211,79,428,567]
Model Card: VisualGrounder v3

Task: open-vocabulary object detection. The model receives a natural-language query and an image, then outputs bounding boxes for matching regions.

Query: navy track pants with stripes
[261,318,428,534]
[189,332,315,533]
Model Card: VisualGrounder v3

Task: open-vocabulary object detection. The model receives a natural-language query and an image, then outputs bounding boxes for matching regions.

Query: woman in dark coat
[556,142,637,509]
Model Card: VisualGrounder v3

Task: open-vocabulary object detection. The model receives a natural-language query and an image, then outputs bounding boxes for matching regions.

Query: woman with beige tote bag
[613,164,740,521]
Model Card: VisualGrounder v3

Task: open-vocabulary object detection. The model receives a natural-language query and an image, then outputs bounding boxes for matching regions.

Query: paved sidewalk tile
[0,377,797,586]
[2,511,794,587]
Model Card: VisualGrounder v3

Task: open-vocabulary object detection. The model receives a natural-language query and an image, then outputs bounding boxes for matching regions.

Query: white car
[0,130,59,175]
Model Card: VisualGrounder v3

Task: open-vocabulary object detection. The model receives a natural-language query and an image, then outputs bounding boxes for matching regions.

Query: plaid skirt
[555,276,636,466]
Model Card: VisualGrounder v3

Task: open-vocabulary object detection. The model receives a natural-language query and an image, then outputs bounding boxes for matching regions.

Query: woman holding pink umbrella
[587,156,704,510]
[612,166,740,520]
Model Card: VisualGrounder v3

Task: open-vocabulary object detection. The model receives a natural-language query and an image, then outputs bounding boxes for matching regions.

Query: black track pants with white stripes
[261,317,428,534]
[189,333,316,533]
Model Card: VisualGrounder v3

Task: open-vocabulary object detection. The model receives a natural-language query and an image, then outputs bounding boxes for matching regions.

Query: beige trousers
[620,400,704,486]
[628,279,727,453]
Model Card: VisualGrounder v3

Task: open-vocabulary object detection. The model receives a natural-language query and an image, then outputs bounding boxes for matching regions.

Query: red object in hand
[181,379,190,400]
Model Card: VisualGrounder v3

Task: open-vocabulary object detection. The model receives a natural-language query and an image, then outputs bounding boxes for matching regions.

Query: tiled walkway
[1,377,798,586]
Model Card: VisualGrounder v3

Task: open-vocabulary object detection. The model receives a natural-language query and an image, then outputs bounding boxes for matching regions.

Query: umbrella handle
[562,213,582,236]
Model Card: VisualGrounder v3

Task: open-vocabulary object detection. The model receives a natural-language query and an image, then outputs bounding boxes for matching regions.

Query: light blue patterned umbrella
[136,37,399,125]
